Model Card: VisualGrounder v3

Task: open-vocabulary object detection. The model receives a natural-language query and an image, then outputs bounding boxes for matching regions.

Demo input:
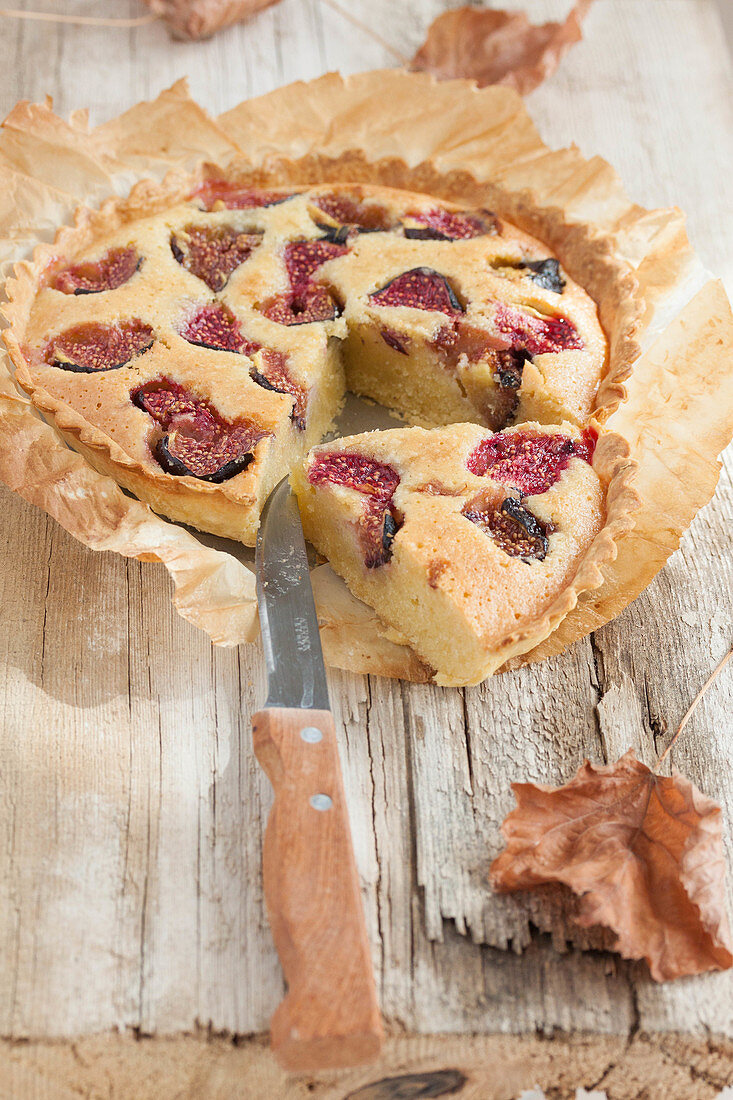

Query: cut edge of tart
[4,326,344,544]
[2,168,635,548]
[292,422,639,686]
[202,154,643,428]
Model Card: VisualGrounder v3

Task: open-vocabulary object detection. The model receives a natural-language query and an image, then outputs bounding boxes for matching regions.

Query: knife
[252,476,383,1072]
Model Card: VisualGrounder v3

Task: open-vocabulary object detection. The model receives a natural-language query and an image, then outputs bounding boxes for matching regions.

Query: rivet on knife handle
[252,706,383,1071]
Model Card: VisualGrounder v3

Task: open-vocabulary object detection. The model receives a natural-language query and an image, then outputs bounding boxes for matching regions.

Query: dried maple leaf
[490,751,733,981]
[145,0,282,40]
[411,1,594,95]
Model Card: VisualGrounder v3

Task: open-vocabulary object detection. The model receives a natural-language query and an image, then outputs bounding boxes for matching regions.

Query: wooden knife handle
[252,707,383,1072]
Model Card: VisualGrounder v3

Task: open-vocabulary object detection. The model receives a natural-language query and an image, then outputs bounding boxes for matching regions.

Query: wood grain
[0,0,731,1062]
[3,1030,733,1100]
[252,707,382,1069]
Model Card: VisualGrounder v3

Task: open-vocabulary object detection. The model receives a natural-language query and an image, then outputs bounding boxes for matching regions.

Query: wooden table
[1,1,732,1096]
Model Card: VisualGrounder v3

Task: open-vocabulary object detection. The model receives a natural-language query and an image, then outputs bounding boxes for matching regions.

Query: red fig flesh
[468,429,596,495]
[132,378,266,481]
[171,224,262,292]
[404,207,499,241]
[179,302,258,356]
[370,268,464,316]
[47,320,154,372]
[250,349,308,430]
[193,181,294,211]
[308,452,401,567]
[262,239,347,326]
[262,285,339,326]
[284,239,348,289]
[494,302,583,355]
[50,246,140,295]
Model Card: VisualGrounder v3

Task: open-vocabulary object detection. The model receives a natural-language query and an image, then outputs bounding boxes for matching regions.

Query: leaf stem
[318,0,410,66]
[658,643,733,764]
[0,8,159,27]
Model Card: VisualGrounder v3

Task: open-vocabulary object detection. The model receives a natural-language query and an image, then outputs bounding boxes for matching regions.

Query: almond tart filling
[7,179,608,544]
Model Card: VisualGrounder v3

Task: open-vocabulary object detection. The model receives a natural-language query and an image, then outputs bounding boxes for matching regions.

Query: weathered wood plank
[0,0,730,1048]
[5,1031,733,1100]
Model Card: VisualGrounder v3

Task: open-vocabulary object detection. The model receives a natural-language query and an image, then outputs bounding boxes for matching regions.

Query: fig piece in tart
[402,206,500,241]
[49,246,141,295]
[45,320,154,373]
[132,379,267,483]
[192,180,296,211]
[170,224,263,291]
[261,238,348,326]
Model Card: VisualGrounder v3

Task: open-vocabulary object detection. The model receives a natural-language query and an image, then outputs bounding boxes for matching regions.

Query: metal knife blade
[255,477,330,711]
[178,394,402,708]
[181,394,402,558]
[330,391,405,438]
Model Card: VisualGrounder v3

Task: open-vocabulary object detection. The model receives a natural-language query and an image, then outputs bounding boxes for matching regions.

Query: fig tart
[5,171,638,682]
[5,176,609,544]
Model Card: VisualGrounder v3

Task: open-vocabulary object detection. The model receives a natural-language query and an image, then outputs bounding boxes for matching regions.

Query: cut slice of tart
[326,218,606,432]
[291,423,638,686]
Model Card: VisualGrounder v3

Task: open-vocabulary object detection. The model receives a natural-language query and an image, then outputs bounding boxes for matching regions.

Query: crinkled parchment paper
[1,74,731,682]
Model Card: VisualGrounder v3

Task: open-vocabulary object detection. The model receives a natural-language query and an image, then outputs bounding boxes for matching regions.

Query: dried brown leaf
[490,751,733,981]
[411,1,594,95]
[144,0,282,40]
